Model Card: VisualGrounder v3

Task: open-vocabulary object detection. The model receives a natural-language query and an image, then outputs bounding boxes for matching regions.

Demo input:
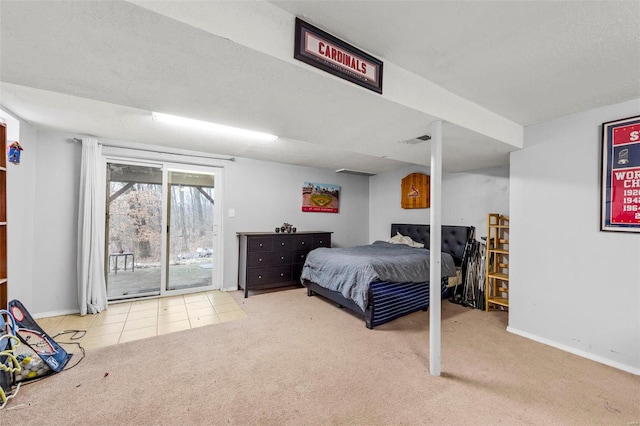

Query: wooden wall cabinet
[237,231,331,298]
[401,172,430,209]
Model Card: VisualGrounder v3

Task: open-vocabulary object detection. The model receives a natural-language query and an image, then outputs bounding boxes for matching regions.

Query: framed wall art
[302,182,340,213]
[601,115,640,232]
[294,18,383,94]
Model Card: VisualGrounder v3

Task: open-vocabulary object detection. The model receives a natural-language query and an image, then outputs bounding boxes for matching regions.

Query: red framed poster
[601,115,640,232]
[302,182,340,213]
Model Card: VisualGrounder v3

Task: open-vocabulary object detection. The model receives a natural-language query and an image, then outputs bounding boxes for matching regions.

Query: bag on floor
[7,300,72,379]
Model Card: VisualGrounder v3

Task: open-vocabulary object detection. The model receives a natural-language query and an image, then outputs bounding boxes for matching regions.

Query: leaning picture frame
[600,115,640,232]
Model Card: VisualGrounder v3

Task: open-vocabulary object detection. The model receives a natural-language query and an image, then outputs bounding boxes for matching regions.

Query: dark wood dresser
[237,231,332,298]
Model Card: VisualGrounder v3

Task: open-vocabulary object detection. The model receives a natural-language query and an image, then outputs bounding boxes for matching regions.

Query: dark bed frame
[303,223,474,329]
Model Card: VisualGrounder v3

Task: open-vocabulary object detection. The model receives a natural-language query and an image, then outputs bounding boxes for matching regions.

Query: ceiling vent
[335,168,376,176]
[399,134,431,145]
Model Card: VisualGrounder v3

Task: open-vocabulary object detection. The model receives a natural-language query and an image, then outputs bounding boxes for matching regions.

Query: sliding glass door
[106,163,163,299]
[166,169,217,292]
[106,161,222,301]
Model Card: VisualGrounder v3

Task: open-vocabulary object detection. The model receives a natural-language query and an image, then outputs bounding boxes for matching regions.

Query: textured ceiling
[273,0,640,126]
[1,1,639,174]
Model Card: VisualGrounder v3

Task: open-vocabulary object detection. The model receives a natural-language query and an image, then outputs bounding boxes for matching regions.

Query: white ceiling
[1,1,639,174]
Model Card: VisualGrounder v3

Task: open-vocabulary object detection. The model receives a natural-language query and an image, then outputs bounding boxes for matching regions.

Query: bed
[301,223,474,329]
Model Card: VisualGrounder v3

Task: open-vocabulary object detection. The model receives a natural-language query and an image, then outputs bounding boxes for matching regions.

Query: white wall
[509,98,640,375]
[223,157,370,291]
[442,165,509,239]
[32,130,82,315]
[369,164,509,242]
[7,127,370,316]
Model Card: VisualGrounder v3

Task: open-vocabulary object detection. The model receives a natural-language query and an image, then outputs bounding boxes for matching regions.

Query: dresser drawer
[292,263,304,282]
[292,248,311,265]
[247,237,273,252]
[272,235,292,250]
[248,251,292,267]
[292,235,313,251]
[246,266,292,288]
[313,233,331,248]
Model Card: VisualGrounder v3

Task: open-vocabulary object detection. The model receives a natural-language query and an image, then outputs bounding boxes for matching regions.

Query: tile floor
[35,290,246,352]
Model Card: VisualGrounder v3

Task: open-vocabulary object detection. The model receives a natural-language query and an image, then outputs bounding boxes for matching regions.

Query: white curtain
[77,138,108,315]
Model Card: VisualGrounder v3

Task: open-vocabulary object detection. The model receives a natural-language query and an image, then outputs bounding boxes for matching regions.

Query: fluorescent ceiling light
[152,112,278,142]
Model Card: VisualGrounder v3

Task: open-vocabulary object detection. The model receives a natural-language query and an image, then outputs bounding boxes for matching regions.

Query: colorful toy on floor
[1,301,80,409]
[8,300,72,373]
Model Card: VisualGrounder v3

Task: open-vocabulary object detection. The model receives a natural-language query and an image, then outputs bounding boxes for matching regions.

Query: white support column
[429,120,443,376]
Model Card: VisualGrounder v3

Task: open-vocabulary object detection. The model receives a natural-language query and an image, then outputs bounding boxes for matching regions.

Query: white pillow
[387,232,424,248]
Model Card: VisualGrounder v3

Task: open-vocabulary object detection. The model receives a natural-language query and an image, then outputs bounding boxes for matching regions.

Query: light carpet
[1,288,638,425]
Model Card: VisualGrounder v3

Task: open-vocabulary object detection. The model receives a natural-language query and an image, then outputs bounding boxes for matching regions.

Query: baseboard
[33,308,79,319]
[506,326,640,376]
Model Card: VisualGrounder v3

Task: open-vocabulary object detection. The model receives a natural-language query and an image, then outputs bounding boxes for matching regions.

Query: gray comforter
[300,241,457,311]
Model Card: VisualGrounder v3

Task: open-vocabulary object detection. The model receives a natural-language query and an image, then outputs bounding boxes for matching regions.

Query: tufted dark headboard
[390,223,474,267]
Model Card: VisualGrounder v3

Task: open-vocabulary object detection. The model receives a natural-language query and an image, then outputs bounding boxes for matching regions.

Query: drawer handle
[319,240,323,244]
[258,258,262,262]
[281,256,285,260]
[301,241,305,245]
[280,273,284,277]
[259,243,263,247]
[258,275,262,279]
[281,242,285,246]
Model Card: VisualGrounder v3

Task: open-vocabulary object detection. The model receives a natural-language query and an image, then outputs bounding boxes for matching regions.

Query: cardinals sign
[401,173,430,209]
[294,18,383,94]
